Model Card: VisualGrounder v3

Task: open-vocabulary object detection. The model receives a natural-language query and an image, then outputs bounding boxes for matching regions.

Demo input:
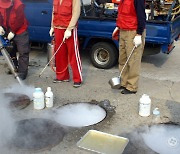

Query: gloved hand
[112,27,119,40]
[0,26,5,36]
[49,27,54,37]
[63,29,71,40]
[133,35,142,47]
[7,32,15,40]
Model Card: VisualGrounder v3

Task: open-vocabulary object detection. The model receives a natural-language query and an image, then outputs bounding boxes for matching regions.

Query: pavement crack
[169,81,175,101]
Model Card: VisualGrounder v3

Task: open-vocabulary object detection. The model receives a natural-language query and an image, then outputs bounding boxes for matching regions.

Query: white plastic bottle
[152,108,161,123]
[33,88,45,110]
[139,94,151,117]
[45,87,53,108]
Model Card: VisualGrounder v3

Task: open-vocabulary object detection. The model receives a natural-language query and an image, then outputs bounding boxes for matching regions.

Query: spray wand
[39,38,65,77]
[0,36,23,85]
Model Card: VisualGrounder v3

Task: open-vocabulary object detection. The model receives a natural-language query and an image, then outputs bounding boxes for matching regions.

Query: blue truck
[22,0,180,69]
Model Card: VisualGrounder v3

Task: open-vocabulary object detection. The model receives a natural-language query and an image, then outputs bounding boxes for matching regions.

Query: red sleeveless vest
[53,0,72,27]
[116,0,137,30]
[0,0,28,34]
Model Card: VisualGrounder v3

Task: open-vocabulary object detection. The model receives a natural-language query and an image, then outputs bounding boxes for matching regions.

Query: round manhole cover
[4,93,30,109]
[141,124,180,154]
[54,103,106,127]
[12,118,65,151]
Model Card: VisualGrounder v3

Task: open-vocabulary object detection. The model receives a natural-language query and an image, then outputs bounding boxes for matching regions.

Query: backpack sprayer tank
[0,36,23,85]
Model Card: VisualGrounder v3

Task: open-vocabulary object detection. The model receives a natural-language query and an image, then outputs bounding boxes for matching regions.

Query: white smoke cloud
[141,125,180,154]
[0,93,16,148]
[53,103,106,127]
[4,83,35,100]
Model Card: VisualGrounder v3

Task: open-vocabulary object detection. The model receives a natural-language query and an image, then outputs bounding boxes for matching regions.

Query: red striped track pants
[54,28,82,83]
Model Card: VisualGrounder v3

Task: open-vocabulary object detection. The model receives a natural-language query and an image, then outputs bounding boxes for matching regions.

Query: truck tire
[90,42,118,69]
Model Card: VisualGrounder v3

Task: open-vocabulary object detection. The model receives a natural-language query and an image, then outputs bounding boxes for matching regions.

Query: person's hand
[63,29,71,40]
[112,27,119,40]
[49,27,54,37]
[0,26,5,36]
[7,32,15,40]
[133,35,142,47]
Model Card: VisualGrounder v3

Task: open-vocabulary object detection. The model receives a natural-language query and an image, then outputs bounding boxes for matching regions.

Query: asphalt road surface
[0,41,180,154]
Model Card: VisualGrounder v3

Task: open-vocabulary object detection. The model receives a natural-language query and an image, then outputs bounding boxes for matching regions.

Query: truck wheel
[90,42,118,69]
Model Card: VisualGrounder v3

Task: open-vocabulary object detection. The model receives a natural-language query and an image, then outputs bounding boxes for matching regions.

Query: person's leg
[66,27,82,85]
[54,28,69,81]
[119,30,128,88]
[124,30,145,92]
[14,31,30,79]
[8,42,18,69]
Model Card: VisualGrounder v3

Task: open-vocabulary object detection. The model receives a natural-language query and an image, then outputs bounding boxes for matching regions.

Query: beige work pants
[119,30,146,92]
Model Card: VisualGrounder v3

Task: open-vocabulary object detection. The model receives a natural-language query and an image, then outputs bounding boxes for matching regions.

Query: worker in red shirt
[112,0,146,94]
[49,0,83,88]
[0,0,30,80]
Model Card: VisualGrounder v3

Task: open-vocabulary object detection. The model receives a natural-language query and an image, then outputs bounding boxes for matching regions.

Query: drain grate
[12,118,65,151]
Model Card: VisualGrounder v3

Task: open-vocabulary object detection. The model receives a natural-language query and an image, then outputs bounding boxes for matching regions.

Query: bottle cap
[35,87,42,91]
[153,108,160,115]
[142,94,149,98]
[140,94,150,102]
[47,87,51,91]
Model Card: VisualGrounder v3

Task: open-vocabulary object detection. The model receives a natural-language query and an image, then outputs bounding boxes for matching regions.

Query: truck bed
[78,15,180,53]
